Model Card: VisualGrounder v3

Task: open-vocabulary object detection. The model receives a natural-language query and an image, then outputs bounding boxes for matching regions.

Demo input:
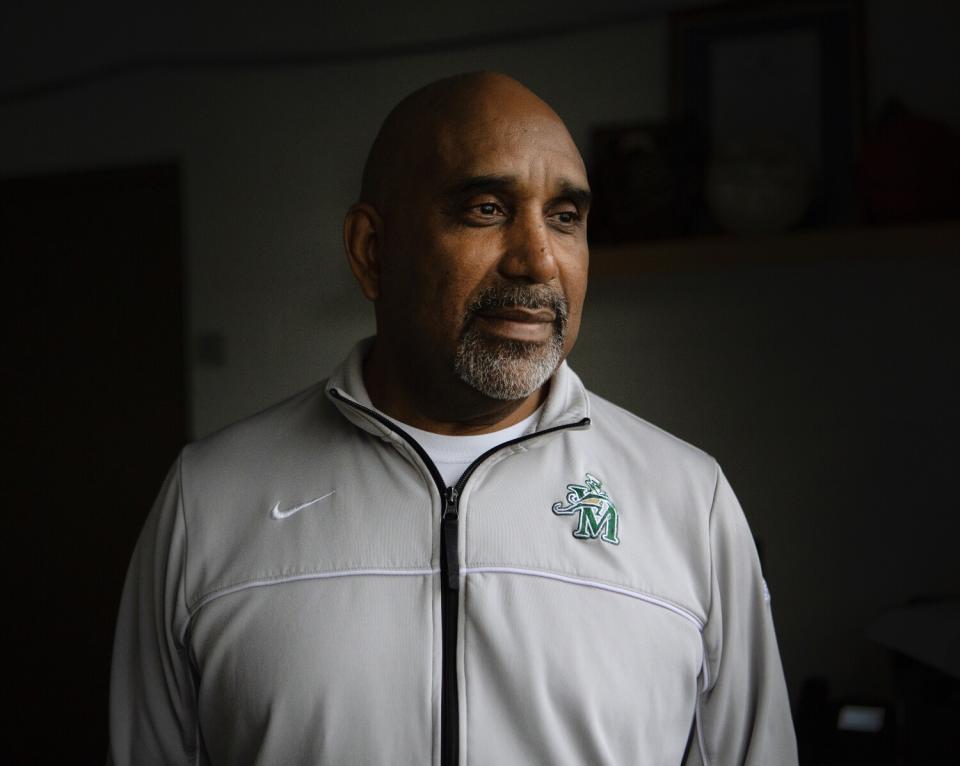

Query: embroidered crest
[551,473,620,545]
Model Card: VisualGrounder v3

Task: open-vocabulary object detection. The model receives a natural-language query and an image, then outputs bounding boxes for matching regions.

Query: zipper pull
[442,486,460,591]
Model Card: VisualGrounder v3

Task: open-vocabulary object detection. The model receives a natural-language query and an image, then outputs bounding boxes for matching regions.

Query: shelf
[588,221,960,276]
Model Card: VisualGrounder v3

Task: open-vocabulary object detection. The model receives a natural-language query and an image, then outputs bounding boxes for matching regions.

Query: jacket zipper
[328,388,589,765]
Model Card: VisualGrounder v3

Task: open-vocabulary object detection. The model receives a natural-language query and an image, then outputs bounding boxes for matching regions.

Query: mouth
[463,283,569,345]
[476,306,556,323]
[472,306,557,342]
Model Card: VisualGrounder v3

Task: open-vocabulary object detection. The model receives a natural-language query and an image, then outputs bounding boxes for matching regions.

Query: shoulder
[585,390,719,486]
[172,380,367,605]
[176,380,361,518]
[182,380,341,472]
[559,387,722,617]
[575,389,721,536]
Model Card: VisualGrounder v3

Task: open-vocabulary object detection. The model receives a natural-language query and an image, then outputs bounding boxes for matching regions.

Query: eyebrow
[558,180,593,212]
[441,174,592,211]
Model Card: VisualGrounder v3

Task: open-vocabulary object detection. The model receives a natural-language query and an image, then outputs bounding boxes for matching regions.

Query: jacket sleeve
[685,467,798,766]
[108,453,198,765]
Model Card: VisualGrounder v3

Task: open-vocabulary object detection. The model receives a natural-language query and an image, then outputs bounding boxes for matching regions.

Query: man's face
[376,94,590,401]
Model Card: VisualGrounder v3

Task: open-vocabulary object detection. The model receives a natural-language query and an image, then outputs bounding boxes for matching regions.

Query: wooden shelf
[589,221,960,276]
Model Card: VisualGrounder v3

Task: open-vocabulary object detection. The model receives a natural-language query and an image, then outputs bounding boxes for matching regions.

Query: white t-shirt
[375,405,542,487]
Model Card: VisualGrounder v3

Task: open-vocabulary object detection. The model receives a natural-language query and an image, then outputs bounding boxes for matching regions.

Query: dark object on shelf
[671,0,864,231]
[588,120,706,243]
[859,101,960,225]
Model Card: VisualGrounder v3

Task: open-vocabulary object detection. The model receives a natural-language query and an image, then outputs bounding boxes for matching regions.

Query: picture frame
[671,0,864,230]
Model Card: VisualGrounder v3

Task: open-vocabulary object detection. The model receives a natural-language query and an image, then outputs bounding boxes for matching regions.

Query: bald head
[360,72,583,213]
[344,71,591,431]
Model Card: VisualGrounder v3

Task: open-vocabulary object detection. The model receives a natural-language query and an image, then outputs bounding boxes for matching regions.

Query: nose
[498,209,559,284]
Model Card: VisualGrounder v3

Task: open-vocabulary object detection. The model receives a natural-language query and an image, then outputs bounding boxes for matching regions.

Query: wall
[580,244,960,705]
[0,21,667,437]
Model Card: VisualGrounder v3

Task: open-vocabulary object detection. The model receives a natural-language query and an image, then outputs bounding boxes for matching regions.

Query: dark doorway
[3,163,187,763]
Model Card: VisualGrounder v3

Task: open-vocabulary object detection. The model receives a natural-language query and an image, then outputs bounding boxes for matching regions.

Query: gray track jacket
[110,341,798,765]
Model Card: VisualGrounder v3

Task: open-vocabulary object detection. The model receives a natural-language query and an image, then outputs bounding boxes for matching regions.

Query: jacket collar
[325,337,591,439]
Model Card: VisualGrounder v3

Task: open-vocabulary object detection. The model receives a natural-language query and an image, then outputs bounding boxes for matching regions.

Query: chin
[454,326,564,401]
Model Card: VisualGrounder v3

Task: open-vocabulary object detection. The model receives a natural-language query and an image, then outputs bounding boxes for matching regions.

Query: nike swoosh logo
[270,490,336,520]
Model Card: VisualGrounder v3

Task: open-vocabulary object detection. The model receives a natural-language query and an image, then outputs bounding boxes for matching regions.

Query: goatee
[453,284,568,401]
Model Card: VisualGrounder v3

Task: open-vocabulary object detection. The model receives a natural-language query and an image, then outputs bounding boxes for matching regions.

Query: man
[110,72,798,764]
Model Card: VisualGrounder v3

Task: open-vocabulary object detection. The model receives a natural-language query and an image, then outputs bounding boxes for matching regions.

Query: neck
[363,337,548,435]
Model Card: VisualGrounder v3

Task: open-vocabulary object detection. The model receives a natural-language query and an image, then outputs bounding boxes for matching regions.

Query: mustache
[465,284,569,325]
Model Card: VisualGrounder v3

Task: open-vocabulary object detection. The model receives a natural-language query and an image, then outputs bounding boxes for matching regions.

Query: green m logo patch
[551,473,620,545]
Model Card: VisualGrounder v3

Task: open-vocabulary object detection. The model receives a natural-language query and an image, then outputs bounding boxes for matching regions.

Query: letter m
[573,504,620,545]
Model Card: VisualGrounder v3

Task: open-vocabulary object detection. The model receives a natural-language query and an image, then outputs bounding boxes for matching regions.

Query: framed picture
[671,0,864,231]
[588,119,705,243]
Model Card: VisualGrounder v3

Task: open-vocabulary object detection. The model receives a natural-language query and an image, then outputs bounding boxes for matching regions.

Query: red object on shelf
[860,103,960,224]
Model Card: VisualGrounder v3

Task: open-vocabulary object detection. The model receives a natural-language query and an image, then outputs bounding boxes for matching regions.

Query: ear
[343,202,383,301]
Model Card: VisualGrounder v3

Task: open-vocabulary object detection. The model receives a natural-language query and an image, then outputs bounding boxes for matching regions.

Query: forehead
[430,107,588,193]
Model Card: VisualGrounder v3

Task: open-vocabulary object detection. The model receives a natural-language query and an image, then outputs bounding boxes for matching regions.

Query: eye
[460,199,507,226]
[551,208,582,227]
[473,201,504,217]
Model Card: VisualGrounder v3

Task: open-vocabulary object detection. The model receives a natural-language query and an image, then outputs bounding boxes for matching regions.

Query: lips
[475,307,556,324]
[464,284,569,344]
[471,306,558,343]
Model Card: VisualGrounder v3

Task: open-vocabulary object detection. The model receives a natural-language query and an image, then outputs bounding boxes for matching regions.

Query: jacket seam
[704,461,721,690]
[462,565,704,630]
[177,449,189,649]
[182,567,439,642]
[176,449,198,766]
[189,566,439,609]
[465,563,703,624]
[696,690,710,766]
[189,561,437,600]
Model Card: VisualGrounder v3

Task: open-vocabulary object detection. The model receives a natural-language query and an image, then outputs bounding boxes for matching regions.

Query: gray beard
[453,286,568,401]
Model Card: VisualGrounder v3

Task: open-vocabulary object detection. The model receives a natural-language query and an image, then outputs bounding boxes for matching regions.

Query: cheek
[420,237,494,317]
[563,256,589,312]
[410,256,476,339]
[562,311,583,356]
[560,259,589,347]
